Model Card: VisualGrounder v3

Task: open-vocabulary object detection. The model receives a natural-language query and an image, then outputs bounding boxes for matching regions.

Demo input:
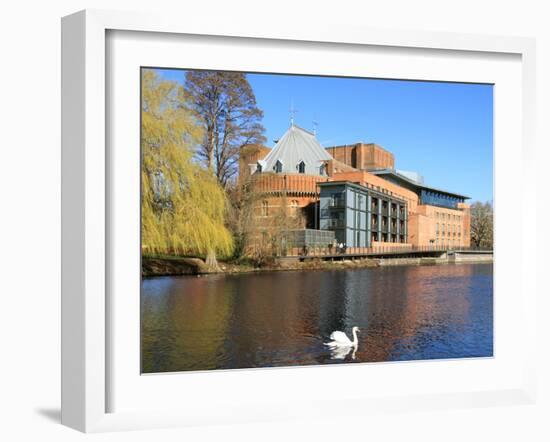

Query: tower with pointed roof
[257,124,333,176]
[238,123,346,251]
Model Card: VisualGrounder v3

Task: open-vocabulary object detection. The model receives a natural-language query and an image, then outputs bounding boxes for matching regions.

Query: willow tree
[141,69,234,266]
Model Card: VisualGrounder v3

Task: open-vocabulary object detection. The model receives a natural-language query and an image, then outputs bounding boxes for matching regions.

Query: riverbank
[377,254,493,267]
[142,254,493,277]
[141,255,379,277]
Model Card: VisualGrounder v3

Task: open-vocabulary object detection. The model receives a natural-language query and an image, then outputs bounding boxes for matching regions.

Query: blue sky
[154,68,493,203]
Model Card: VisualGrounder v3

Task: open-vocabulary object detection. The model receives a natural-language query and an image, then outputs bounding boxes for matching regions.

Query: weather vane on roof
[289,101,298,126]
[312,119,318,136]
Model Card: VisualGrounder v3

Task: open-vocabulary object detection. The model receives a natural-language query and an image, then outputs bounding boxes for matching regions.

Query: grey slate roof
[259,124,333,176]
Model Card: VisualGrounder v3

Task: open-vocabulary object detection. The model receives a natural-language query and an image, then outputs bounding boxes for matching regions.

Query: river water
[141,263,493,373]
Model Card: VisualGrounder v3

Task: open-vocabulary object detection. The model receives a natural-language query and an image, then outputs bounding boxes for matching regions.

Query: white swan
[325,326,360,349]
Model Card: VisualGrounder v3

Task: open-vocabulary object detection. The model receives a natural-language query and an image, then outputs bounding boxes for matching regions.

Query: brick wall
[409,204,471,247]
[325,143,395,170]
[238,144,272,186]
[249,173,329,195]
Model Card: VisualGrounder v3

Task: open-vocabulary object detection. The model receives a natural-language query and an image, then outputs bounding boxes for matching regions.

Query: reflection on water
[141,263,493,373]
[328,345,357,360]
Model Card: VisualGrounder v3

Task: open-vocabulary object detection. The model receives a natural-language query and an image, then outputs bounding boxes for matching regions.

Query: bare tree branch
[185,71,266,187]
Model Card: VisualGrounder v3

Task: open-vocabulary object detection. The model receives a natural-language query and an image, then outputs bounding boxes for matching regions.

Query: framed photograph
[61,9,538,432]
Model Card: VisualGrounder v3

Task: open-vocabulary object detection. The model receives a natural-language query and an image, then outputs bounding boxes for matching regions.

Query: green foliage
[141,69,234,258]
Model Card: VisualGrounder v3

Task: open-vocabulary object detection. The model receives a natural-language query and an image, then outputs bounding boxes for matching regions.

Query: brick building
[239,123,470,250]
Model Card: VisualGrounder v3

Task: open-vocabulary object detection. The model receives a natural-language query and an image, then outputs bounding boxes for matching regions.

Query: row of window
[344,230,407,246]
[262,160,327,176]
[334,193,405,216]
[371,232,406,243]
[435,211,462,223]
[435,222,463,237]
[329,182,411,211]
[421,190,462,209]
[371,214,404,230]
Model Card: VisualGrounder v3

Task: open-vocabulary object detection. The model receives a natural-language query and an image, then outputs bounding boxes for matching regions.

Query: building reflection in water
[141,264,493,373]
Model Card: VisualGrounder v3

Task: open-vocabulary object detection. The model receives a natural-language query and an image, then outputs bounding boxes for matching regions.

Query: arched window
[274,160,283,173]
[256,163,262,173]
[298,161,306,174]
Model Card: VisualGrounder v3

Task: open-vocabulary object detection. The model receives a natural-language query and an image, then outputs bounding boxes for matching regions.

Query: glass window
[298,161,306,174]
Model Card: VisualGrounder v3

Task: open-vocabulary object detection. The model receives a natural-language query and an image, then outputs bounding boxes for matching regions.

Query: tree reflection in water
[141,263,493,373]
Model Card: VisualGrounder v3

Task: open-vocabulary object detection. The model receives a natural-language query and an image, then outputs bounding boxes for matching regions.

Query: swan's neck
[352,329,358,346]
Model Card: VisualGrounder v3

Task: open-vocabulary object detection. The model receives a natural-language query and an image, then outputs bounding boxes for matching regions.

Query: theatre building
[239,123,470,251]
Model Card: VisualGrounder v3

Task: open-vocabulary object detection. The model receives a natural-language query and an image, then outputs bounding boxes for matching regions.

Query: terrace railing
[286,245,493,257]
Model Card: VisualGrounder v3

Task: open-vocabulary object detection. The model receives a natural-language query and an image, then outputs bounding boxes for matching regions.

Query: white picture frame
[61,9,538,433]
